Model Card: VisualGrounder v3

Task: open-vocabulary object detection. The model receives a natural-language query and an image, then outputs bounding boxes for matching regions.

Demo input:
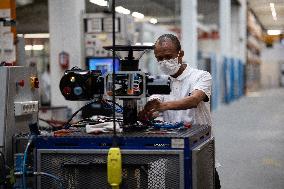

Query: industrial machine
[17,45,214,189]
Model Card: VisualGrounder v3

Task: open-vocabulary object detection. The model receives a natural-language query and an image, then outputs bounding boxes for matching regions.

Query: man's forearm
[160,96,200,111]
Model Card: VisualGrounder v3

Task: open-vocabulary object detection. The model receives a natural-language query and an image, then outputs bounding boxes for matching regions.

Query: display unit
[86,57,120,74]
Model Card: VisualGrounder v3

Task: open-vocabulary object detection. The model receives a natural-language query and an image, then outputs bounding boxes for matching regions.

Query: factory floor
[213,88,284,189]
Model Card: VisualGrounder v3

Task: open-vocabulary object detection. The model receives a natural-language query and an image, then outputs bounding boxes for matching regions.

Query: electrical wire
[34,172,63,189]
[112,0,118,147]
[38,118,65,128]
[62,99,99,128]
[61,98,123,129]
[22,135,35,189]
[102,99,123,113]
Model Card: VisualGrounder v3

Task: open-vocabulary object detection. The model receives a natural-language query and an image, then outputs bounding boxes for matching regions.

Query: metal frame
[192,137,215,189]
[33,124,212,189]
[36,149,184,189]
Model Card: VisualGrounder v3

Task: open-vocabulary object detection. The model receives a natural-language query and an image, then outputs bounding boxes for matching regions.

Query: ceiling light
[267,30,281,35]
[132,12,144,19]
[32,45,44,51]
[149,18,158,24]
[24,33,50,38]
[16,0,33,6]
[269,3,277,21]
[115,6,130,15]
[89,0,108,7]
[25,45,44,51]
[25,45,33,51]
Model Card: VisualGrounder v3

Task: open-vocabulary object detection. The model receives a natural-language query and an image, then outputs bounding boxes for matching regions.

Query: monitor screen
[86,57,120,74]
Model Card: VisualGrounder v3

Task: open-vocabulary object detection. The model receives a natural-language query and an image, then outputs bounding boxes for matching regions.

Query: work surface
[51,124,210,138]
[35,124,211,150]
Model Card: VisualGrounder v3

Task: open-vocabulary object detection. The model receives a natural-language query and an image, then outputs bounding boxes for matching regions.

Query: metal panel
[0,66,39,166]
[192,137,215,189]
[0,68,8,149]
[37,149,184,189]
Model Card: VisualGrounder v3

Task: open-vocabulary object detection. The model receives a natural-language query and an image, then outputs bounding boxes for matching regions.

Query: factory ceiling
[15,0,284,33]
[248,0,284,30]
[15,0,219,33]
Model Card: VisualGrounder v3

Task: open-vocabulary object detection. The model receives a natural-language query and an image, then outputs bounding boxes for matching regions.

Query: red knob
[63,87,71,95]
[18,80,25,87]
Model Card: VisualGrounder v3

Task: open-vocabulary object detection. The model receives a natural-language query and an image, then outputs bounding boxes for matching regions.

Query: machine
[59,45,171,127]
[12,45,214,189]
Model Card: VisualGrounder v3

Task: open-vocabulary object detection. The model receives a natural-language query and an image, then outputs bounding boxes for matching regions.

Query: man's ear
[179,50,184,58]
[178,50,184,63]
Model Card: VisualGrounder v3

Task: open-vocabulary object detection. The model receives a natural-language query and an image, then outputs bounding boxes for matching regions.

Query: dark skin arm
[139,90,207,121]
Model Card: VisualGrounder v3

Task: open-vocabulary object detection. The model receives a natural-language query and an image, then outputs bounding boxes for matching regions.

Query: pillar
[220,0,231,58]
[181,0,198,68]
[239,0,247,62]
[48,0,85,111]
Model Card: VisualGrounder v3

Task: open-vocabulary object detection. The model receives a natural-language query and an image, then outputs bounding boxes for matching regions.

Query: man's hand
[138,99,163,121]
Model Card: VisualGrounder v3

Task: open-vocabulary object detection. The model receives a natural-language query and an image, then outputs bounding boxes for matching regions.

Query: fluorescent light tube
[132,12,144,19]
[89,0,108,7]
[267,30,281,35]
[115,6,130,15]
[149,18,158,24]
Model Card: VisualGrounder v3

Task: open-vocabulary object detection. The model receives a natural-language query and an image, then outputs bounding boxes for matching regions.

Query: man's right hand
[138,99,162,122]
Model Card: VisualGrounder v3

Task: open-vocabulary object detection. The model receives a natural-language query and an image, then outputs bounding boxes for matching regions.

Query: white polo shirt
[149,65,212,126]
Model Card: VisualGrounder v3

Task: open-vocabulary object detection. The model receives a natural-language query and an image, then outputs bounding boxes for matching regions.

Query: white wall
[136,22,177,75]
[261,43,284,88]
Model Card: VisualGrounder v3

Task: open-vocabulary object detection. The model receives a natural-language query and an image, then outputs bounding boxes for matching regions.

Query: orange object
[0,0,16,32]
[30,76,39,89]
[127,89,134,95]
[54,129,72,137]
[0,0,17,65]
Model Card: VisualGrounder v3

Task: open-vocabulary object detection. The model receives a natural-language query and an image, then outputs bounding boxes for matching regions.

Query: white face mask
[158,57,181,75]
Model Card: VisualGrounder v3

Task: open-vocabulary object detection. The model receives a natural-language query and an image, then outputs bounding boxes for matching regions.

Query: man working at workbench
[139,34,221,188]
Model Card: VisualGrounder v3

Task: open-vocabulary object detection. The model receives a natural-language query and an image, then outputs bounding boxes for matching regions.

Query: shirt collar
[170,64,191,81]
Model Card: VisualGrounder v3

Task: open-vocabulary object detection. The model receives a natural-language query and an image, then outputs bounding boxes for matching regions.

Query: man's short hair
[155,34,181,52]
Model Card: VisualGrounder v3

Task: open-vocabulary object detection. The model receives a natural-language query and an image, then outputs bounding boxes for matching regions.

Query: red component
[18,80,25,87]
[63,87,71,95]
[184,123,192,128]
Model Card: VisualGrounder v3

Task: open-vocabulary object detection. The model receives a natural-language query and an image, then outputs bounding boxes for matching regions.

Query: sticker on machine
[171,138,184,148]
